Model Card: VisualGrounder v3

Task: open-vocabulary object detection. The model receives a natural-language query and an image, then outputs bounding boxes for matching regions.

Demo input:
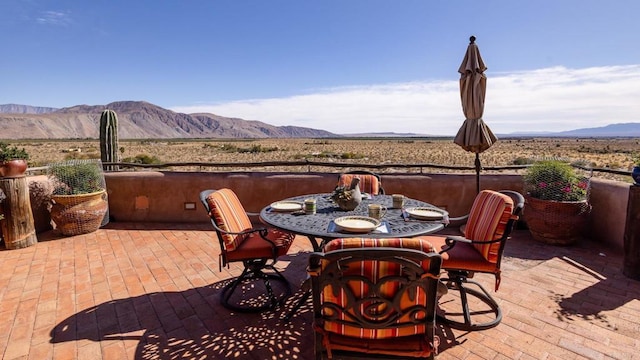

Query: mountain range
[0,101,336,139]
[503,123,640,137]
[1,101,639,139]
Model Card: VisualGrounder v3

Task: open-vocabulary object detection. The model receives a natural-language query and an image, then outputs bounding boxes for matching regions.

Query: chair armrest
[439,235,471,254]
[439,235,505,255]
[448,214,469,222]
[208,218,268,237]
[447,214,469,227]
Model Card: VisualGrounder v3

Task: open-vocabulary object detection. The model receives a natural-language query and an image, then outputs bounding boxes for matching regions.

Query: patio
[0,222,638,359]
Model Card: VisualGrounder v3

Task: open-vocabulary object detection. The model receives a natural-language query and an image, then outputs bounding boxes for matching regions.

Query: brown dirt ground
[10,137,640,181]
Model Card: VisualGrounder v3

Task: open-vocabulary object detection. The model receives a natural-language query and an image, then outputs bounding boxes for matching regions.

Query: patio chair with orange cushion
[308,237,442,359]
[337,170,384,195]
[200,188,295,312]
[419,190,524,331]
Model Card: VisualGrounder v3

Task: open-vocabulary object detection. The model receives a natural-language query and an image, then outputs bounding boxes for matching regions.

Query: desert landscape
[9,137,639,181]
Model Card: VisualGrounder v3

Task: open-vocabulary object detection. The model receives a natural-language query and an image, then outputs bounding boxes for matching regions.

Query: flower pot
[632,166,640,186]
[0,159,28,178]
[523,195,591,245]
[50,190,108,236]
[333,183,362,211]
[335,196,362,211]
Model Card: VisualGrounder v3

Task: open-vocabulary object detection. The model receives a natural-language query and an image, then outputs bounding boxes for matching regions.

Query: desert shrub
[305,140,332,145]
[512,157,534,165]
[63,152,99,160]
[340,152,365,159]
[571,159,593,168]
[219,143,239,152]
[218,143,279,153]
[122,154,161,164]
[241,145,279,153]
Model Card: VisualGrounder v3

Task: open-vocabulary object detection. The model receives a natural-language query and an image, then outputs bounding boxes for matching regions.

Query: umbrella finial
[469,35,476,44]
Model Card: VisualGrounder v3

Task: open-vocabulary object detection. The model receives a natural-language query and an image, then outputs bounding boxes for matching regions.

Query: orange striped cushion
[205,188,253,251]
[321,237,435,339]
[324,237,434,253]
[338,174,380,195]
[464,190,514,263]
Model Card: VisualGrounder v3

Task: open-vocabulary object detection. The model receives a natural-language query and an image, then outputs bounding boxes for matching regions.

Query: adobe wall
[23,171,629,252]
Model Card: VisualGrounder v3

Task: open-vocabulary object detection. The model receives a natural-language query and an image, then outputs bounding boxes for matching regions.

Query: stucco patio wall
[23,171,629,252]
[99,171,627,252]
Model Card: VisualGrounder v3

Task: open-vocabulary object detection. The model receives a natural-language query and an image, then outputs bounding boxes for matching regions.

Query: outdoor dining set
[199,170,524,360]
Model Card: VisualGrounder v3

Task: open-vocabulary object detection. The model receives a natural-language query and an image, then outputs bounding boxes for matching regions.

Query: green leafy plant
[48,161,105,195]
[0,142,30,162]
[523,160,588,202]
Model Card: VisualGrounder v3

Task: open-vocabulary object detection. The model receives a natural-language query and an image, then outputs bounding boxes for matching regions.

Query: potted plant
[330,177,362,211]
[0,142,29,177]
[522,160,591,245]
[47,160,108,236]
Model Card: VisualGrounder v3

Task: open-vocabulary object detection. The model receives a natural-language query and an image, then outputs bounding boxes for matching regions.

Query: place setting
[268,201,304,212]
[402,206,450,224]
[327,215,390,234]
[327,203,389,234]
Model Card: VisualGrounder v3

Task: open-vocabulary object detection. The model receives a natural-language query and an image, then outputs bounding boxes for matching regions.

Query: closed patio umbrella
[453,36,497,193]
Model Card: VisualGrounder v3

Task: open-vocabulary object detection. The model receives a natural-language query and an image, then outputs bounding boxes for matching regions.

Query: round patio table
[260,193,448,252]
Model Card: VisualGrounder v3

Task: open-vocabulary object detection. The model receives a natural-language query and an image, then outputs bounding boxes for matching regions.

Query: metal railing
[25,160,634,181]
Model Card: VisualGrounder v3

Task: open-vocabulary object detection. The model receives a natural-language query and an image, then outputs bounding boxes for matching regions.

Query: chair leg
[220,262,291,313]
[437,270,502,331]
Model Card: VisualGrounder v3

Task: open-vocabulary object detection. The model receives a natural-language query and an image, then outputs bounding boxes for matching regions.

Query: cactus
[99,109,119,171]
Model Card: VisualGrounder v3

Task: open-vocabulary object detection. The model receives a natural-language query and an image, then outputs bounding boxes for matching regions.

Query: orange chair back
[338,173,381,195]
[464,190,515,263]
[205,188,253,251]
[318,237,438,340]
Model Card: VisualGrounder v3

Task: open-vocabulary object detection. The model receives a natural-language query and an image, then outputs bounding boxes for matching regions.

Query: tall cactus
[99,109,119,171]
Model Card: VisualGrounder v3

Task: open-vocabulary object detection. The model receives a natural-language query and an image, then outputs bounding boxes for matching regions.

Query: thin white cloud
[36,10,72,26]
[171,65,640,135]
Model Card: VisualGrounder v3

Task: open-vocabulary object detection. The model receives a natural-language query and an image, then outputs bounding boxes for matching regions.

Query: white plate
[405,207,447,221]
[334,216,381,233]
[270,201,303,212]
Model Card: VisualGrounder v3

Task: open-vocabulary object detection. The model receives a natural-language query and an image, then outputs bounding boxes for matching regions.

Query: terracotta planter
[50,190,108,236]
[523,195,591,245]
[0,159,28,178]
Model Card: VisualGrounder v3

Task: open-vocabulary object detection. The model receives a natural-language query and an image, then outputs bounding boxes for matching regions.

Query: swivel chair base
[221,261,291,313]
[436,270,502,331]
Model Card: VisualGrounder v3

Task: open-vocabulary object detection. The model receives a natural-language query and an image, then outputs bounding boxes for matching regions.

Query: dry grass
[12,137,640,179]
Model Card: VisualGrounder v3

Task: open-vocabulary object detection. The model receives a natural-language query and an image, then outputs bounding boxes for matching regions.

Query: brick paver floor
[0,222,638,359]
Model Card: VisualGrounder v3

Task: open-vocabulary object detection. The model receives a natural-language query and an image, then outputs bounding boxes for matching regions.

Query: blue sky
[2,1,639,135]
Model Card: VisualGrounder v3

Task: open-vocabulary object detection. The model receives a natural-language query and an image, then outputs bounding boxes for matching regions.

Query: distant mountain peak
[0,100,336,139]
[506,122,640,137]
[0,104,58,114]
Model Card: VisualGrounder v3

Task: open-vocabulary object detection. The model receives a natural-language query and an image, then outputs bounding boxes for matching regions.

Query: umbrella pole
[475,153,481,194]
